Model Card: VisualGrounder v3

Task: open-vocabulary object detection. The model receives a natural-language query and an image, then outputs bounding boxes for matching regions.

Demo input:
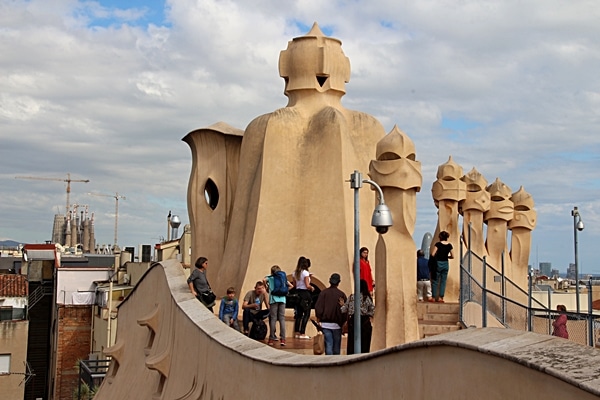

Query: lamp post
[349,170,392,353]
[572,206,584,313]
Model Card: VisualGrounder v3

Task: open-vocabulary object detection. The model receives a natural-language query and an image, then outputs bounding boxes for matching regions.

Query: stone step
[419,322,461,337]
[417,301,461,339]
[416,302,460,319]
[421,312,459,323]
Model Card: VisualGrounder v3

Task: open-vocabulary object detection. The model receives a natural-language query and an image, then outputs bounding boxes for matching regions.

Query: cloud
[1,0,599,274]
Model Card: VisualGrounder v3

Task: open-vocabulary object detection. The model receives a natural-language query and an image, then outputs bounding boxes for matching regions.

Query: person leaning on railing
[552,304,569,339]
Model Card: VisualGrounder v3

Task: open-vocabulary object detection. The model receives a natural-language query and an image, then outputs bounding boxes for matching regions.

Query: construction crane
[88,192,126,248]
[15,173,90,215]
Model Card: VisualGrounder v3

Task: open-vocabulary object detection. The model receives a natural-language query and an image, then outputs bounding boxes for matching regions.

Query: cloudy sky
[1,0,599,275]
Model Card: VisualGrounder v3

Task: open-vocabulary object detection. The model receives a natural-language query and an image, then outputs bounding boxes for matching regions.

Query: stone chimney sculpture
[369,125,422,348]
[459,167,490,258]
[214,23,386,296]
[431,156,466,301]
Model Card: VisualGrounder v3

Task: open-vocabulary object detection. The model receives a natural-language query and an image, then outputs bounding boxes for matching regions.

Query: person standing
[292,256,314,339]
[341,279,374,354]
[416,250,432,302]
[552,304,569,339]
[430,231,454,303]
[187,257,215,312]
[359,247,375,296]
[315,273,347,355]
[264,265,292,346]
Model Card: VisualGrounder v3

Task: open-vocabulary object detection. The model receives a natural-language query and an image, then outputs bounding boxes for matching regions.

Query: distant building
[0,274,29,400]
[0,256,21,274]
[22,243,56,400]
[539,262,552,277]
[16,211,188,398]
[567,263,576,280]
[51,205,97,253]
[154,223,192,268]
[22,244,116,400]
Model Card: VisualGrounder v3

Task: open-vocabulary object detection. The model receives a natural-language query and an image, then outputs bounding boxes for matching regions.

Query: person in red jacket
[359,247,375,296]
[552,304,569,339]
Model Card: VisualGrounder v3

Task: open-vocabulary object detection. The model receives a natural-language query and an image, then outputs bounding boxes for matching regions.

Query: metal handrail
[460,265,539,327]
[459,249,599,347]
[78,359,111,400]
[461,250,547,309]
[28,285,53,309]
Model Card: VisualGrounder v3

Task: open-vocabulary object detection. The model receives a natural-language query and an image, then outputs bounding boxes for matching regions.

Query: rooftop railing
[459,236,600,347]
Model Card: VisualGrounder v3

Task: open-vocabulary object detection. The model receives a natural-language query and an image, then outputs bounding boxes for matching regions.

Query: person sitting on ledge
[241,281,269,336]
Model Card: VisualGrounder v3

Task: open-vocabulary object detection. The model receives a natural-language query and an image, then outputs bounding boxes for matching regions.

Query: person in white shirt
[292,256,314,339]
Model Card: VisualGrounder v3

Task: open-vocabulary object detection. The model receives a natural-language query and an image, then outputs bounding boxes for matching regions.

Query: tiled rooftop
[0,274,28,297]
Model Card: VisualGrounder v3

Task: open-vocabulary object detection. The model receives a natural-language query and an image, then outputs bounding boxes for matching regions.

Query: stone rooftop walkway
[419,327,600,396]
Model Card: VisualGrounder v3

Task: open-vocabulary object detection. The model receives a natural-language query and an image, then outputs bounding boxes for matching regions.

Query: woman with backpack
[264,265,293,346]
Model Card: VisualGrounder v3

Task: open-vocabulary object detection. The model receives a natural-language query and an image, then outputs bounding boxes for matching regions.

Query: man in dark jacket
[315,273,347,355]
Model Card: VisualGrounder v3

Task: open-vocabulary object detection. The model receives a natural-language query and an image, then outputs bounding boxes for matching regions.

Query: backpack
[428,256,438,281]
[270,270,289,296]
[249,318,267,341]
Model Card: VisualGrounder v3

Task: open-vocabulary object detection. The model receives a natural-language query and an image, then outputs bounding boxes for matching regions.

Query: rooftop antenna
[167,211,172,241]
[88,192,126,248]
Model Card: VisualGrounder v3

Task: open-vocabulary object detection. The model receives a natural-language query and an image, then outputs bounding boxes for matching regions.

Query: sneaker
[280,339,286,346]
[267,339,275,346]
[294,333,300,338]
[427,298,435,303]
[298,334,311,340]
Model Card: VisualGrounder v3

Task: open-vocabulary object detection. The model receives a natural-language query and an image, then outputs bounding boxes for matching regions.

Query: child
[219,287,240,331]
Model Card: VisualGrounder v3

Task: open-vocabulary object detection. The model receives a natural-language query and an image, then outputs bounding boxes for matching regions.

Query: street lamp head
[375,225,389,234]
[371,203,393,234]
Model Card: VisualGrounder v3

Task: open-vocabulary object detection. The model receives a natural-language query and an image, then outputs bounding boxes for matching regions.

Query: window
[0,354,10,374]
[0,306,13,321]
[204,178,219,210]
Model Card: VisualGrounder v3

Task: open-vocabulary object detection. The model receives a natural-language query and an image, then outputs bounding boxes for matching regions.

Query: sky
[1,0,599,274]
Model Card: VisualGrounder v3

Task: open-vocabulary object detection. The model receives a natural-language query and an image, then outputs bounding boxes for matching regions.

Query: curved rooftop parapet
[95,259,600,399]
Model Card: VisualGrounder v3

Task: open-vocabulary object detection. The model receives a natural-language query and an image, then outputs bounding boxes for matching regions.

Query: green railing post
[588,278,594,347]
[528,268,533,331]
[501,251,506,326]
[482,256,487,328]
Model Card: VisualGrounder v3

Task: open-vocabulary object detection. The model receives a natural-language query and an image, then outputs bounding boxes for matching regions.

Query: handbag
[200,290,217,307]
[313,332,325,355]
[285,288,301,309]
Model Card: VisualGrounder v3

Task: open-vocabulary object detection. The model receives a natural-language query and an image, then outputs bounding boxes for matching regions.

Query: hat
[329,273,341,285]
